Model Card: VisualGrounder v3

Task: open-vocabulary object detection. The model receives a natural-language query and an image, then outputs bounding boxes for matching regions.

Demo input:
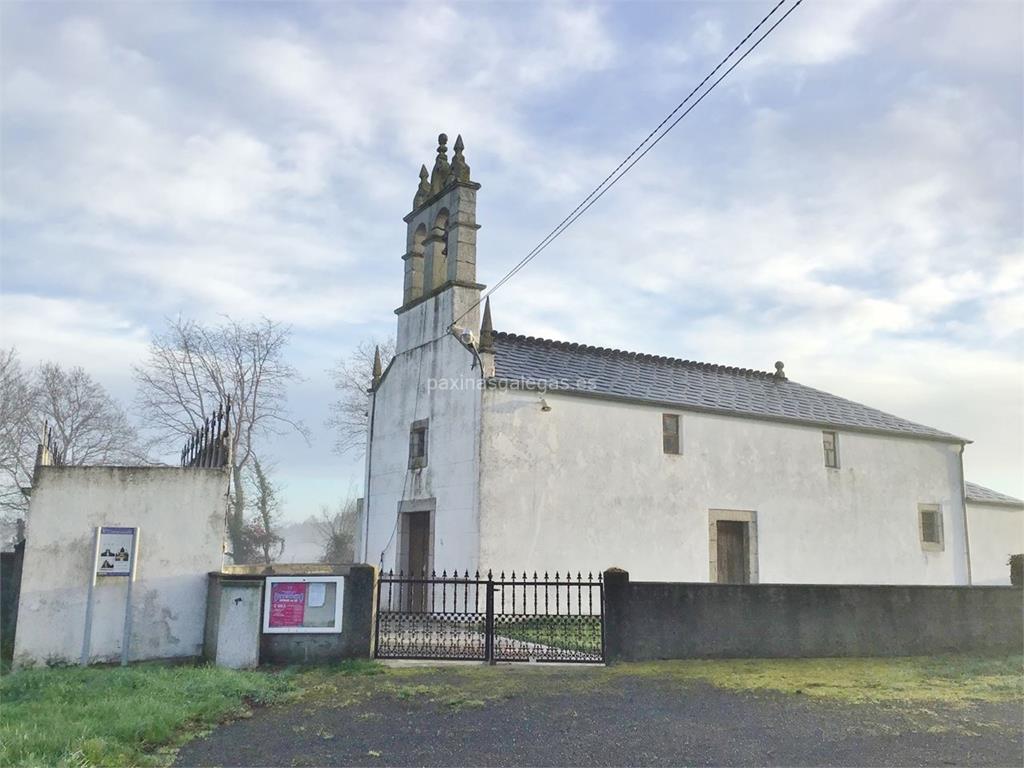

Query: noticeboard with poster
[96,527,137,577]
[262,576,344,634]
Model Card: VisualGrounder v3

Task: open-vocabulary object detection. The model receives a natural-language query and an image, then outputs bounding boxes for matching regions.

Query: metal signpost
[80,526,139,666]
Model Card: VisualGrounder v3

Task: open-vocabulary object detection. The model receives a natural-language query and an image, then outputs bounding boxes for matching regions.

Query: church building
[358,134,1016,586]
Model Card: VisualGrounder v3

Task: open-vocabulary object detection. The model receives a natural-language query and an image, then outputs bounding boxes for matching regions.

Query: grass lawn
[495,615,602,654]
[617,654,1024,705]
[0,664,294,767]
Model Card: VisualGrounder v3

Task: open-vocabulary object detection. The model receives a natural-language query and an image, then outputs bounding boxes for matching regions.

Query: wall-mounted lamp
[539,397,551,412]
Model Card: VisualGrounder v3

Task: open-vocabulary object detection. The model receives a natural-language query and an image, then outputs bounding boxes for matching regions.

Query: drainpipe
[362,388,378,564]
[958,443,972,586]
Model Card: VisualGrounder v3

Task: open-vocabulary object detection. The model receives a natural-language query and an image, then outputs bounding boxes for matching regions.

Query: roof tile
[966,482,1024,507]
[491,331,963,442]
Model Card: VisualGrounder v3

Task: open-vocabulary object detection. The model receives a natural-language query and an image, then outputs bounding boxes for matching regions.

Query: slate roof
[966,482,1024,507]
[491,331,964,443]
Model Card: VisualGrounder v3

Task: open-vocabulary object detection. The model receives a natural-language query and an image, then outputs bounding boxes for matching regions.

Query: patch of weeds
[392,683,434,700]
[438,695,487,711]
[331,659,384,676]
[609,655,1024,706]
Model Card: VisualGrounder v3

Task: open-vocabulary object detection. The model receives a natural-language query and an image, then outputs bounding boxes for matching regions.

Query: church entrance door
[402,511,431,610]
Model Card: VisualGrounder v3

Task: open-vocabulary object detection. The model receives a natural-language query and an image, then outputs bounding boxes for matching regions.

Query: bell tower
[396,134,484,354]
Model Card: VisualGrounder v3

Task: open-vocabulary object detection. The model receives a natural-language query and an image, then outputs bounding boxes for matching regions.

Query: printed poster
[269,582,306,627]
[96,527,136,577]
[307,581,327,608]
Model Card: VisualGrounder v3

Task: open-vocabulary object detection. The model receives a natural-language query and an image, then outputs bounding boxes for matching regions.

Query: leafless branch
[133,316,309,561]
[326,337,395,458]
[1,349,147,519]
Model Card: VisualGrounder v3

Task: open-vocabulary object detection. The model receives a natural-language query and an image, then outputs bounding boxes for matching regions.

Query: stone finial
[450,134,471,183]
[413,164,430,209]
[774,360,786,380]
[372,346,383,389]
[430,133,451,194]
[479,297,494,353]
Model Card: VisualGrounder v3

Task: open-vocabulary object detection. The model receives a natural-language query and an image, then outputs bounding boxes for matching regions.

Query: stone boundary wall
[603,569,1023,661]
[260,565,376,664]
[14,465,229,667]
[205,565,377,665]
[1,541,25,662]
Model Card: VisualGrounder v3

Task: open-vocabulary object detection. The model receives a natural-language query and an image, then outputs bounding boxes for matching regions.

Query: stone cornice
[394,280,486,315]
[403,180,482,223]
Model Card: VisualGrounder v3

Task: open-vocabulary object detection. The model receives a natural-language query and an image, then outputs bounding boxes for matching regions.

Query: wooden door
[405,512,431,610]
[716,520,748,584]
[407,512,430,577]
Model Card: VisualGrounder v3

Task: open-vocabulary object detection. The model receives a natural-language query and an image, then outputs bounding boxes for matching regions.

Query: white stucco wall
[14,466,228,667]
[360,287,483,573]
[478,388,969,585]
[967,501,1024,585]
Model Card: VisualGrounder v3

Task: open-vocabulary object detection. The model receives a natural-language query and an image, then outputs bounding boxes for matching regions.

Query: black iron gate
[374,570,604,663]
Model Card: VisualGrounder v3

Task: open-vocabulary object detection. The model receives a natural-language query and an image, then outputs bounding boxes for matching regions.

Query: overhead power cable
[451,0,805,331]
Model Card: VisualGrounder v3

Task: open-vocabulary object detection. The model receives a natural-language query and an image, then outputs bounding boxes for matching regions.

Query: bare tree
[1,350,145,518]
[36,362,146,466]
[245,457,284,564]
[313,496,359,564]
[0,349,39,515]
[327,337,394,457]
[133,316,309,562]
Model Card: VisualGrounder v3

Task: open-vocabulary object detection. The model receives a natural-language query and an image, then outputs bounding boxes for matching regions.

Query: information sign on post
[80,525,140,667]
[96,527,136,576]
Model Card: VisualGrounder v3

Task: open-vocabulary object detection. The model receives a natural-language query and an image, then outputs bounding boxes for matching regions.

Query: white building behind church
[358,134,1020,586]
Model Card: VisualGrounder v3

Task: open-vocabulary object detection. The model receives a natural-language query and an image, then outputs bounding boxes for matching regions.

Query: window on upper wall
[822,430,839,468]
[408,419,428,469]
[662,414,680,455]
[918,505,943,551]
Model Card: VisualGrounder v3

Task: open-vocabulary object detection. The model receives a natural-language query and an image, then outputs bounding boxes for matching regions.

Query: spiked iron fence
[374,569,604,663]
[180,398,232,468]
[34,421,66,470]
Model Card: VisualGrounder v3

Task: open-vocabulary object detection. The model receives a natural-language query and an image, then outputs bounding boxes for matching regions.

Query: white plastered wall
[13,466,228,666]
[360,288,483,574]
[478,388,968,584]
[967,501,1024,585]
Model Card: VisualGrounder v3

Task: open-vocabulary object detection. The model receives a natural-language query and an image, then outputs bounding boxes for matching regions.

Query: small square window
[662,414,680,455]
[822,431,839,468]
[918,505,943,551]
[409,420,428,469]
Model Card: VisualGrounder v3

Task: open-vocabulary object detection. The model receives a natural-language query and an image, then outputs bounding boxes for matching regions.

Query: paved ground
[176,667,1023,767]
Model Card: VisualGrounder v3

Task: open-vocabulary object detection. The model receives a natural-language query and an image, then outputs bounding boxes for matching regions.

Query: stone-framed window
[662,414,681,455]
[822,430,839,468]
[408,419,429,469]
[918,504,943,551]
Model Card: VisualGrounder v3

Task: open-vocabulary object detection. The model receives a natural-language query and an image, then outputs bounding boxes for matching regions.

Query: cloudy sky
[1,0,1021,521]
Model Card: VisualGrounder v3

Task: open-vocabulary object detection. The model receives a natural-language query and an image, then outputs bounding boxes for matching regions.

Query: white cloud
[1,0,1020,511]
[0,294,149,392]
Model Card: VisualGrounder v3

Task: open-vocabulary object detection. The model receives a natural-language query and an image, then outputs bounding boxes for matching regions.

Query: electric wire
[373,0,806,559]
[450,0,805,332]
